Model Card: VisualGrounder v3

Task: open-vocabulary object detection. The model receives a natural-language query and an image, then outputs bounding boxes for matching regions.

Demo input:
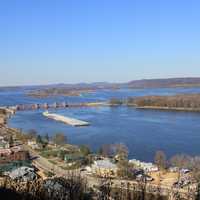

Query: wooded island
[110,94,200,112]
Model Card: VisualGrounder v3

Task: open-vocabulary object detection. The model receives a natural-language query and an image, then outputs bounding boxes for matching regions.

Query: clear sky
[1,0,200,86]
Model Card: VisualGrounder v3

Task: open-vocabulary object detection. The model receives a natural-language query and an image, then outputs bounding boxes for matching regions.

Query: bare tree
[0,173,91,200]
[154,151,167,170]
[99,144,114,157]
[114,143,129,161]
[170,154,191,169]
[53,133,67,146]
[27,129,37,139]
[109,98,123,106]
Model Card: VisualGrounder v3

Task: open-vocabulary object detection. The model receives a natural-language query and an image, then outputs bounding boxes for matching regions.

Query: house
[8,166,36,182]
[27,139,40,150]
[91,159,118,177]
[11,145,22,153]
[64,154,84,163]
[0,147,29,164]
[129,159,158,172]
[169,167,179,173]
[0,117,6,125]
[10,150,30,161]
[27,140,36,146]
[0,136,10,149]
[0,148,12,157]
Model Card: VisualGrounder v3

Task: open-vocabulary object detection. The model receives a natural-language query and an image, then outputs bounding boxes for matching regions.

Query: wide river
[1,87,200,161]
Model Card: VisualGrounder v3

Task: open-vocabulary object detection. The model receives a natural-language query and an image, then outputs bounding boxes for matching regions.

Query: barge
[43,111,90,127]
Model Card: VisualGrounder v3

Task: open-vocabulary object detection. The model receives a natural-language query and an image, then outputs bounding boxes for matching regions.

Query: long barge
[43,111,90,127]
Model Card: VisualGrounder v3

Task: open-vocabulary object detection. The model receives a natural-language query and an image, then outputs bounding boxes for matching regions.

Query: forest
[127,94,200,110]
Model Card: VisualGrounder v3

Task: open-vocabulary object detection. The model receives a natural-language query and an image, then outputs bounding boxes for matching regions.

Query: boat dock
[43,111,90,127]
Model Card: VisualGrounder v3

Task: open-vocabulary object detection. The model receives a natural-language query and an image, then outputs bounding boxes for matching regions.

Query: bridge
[15,101,107,111]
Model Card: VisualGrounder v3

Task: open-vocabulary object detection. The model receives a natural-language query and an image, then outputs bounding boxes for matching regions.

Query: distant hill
[33,77,200,90]
[49,77,200,89]
[2,78,200,92]
[127,77,200,88]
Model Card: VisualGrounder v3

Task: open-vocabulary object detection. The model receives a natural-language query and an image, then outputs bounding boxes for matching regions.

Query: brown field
[149,171,179,187]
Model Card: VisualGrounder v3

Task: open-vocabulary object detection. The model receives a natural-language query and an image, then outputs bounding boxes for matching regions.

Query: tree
[154,151,167,170]
[117,159,133,178]
[27,129,37,139]
[126,97,135,106]
[99,144,115,157]
[0,174,91,200]
[44,133,49,143]
[170,154,191,169]
[58,150,66,161]
[114,143,128,161]
[109,98,123,106]
[80,145,91,156]
[53,133,67,146]
[114,144,131,178]
[8,135,14,147]
[36,135,43,144]
[190,156,200,182]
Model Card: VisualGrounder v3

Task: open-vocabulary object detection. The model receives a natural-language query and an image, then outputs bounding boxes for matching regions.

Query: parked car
[173,179,191,188]
[180,168,190,174]
[136,174,154,182]
[132,169,144,177]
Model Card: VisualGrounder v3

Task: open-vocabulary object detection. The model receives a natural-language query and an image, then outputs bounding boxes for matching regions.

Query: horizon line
[1,76,200,88]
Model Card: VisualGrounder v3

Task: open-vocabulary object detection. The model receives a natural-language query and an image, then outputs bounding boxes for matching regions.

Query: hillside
[2,78,200,98]
[127,77,200,88]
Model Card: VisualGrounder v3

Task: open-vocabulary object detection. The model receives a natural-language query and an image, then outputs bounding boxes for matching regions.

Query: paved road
[25,145,101,187]
[25,145,74,175]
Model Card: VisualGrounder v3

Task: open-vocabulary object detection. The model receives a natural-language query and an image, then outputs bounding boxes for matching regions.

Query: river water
[1,87,200,161]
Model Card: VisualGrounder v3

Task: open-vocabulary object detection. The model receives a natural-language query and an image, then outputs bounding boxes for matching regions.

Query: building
[0,136,10,149]
[169,167,179,173]
[8,166,36,182]
[91,159,118,177]
[64,154,84,162]
[129,159,158,172]
[0,148,12,157]
[0,117,6,125]
[27,139,40,150]
[0,147,29,164]
[10,150,30,161]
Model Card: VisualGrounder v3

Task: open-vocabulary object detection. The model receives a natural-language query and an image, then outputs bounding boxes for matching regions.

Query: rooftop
[9,166,36,181]
[93,159,117,169]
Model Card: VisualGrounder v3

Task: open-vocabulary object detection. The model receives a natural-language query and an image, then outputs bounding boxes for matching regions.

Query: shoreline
[135,106,200,112]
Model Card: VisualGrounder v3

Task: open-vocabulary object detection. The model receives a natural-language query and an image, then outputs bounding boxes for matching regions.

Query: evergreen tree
[44,133,49,143]
[9,135,14,146]
[36,135,43,144]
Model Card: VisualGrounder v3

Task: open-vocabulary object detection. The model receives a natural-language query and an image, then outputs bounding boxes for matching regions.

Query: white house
[27,140,39,150]
[91,159,118,177]
[129,159,158,172]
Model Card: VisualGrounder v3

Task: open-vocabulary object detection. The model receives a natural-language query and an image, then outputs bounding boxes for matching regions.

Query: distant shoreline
[135,106,200,112]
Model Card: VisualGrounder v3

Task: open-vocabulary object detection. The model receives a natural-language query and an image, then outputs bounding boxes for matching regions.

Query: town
[0,106,199,200]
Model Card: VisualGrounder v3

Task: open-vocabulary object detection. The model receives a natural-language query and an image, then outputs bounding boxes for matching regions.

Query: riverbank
[108,94,200,113]
[135,106,200,112]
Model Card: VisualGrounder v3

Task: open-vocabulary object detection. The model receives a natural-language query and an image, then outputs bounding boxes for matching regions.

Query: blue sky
[0,0,200,86]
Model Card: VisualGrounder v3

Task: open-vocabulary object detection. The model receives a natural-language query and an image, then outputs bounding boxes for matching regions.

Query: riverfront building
[91,159,118,177]
[129,159,158,172]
